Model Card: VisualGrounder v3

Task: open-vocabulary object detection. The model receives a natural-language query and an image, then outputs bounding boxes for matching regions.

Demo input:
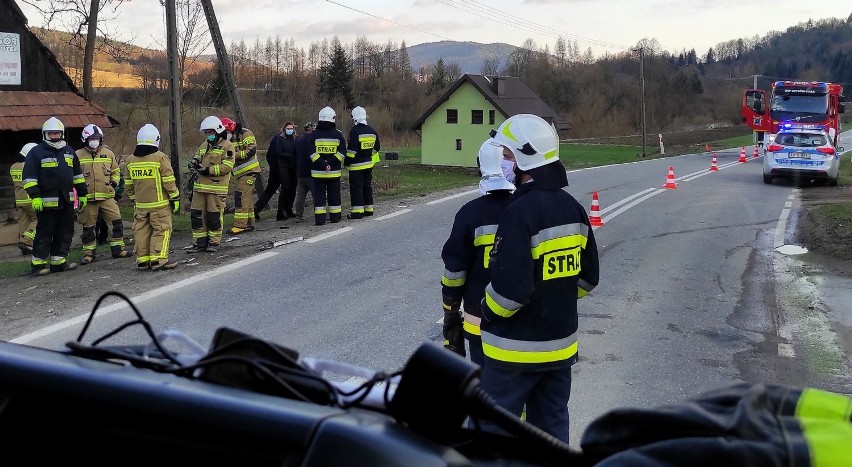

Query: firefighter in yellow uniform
[125,124,180,270]
[76,124,130,264]
[10,143,39,255]
[221,117,259,234]
[190,116,235,252]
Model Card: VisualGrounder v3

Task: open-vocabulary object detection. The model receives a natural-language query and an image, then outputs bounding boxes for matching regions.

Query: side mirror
[839,103,845,114]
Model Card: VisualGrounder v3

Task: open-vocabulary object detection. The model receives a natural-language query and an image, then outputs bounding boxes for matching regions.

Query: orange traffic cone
[663,166,678,189]
[710,153,719,172]
[752,146,759,158]
[738,147,747,163]
[589,192,604,227]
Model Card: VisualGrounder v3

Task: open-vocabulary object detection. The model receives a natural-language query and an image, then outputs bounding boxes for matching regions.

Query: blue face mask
[206,134,217,143]
[285,129,294,136]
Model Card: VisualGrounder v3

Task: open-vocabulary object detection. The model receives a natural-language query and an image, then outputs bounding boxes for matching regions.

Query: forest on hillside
[32,5,852,155]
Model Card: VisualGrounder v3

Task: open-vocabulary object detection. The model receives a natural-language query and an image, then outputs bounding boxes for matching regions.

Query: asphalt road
[18,134,852,446]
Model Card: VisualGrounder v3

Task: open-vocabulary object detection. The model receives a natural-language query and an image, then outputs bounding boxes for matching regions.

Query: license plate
[788,152,810,159]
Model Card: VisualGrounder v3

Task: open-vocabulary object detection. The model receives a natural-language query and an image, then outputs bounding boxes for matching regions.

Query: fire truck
[742,81,845,147]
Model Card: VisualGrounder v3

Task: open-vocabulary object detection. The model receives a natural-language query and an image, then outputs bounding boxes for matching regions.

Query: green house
[412,74,569,167]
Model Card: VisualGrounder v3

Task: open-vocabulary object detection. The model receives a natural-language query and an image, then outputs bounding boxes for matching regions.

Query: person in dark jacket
[306,108,346,225]
[479,114,599,442]
[22,117,89,276]
[441,140,515,366]
[292,122,315,221]
[255,122,297,220]
[345,106,380,219]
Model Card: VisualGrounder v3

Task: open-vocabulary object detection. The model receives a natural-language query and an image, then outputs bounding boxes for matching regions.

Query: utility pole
[633,47,647,158]
[200,0,248,127]
[165,0,182,186]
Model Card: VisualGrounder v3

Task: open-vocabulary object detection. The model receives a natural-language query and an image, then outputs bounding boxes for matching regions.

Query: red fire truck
[742,81,845,147]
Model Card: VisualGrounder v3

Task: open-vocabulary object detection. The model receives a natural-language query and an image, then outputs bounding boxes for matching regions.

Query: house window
[488,110,495,125]
[456,139,462,151]
[471,110,484,124]
[447,109,458,124]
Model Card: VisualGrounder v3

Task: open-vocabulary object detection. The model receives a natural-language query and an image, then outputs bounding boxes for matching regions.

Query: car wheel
[763,174,772,184]
[829,177,838,187]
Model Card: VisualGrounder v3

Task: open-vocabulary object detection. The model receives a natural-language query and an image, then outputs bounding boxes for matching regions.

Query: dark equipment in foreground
[0,292,849,466]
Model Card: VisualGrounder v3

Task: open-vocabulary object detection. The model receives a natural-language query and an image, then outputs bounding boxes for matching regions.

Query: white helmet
[490,114,559,171]
[351,106,367,124]
[42,117,65,140]
[478,140,515,195]
[19,142,38,158]
[137,124,161,147]
[81,123,104,141]
[319,106,336,123]
[200,115,225,133]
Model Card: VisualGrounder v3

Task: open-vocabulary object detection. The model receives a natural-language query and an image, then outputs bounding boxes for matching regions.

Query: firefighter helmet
[490,114,559,171]
[478,140,515,195]
[81,124,104,141]
[137,124,161,147]
[319,106,336,123]
[42,117,65,141]
[352,106,367,124]
[220,117,237,133]
[19,142,38,158]
[199,116,225,133]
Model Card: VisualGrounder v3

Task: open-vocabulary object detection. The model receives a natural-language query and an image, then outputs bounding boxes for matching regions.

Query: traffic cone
[663,166,678,189]
[738,147,747,163]
[589,192,604,227]
[752,146,759,158]
[710,153,719,172]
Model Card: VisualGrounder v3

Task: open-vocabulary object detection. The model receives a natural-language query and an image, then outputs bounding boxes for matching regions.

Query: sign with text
[0,32,22,85]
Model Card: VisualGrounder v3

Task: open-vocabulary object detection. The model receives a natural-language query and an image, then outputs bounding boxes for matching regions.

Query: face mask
[206,134,217,143]
[500,158,516,183]
[88,139,101,150]
[285,129,294,136]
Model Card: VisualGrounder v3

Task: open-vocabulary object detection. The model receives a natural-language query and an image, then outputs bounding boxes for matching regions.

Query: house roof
[411,74,570,131]
[0,91,119,131]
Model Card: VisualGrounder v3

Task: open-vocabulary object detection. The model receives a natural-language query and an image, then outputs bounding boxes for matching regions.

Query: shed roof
[0,91,119,131]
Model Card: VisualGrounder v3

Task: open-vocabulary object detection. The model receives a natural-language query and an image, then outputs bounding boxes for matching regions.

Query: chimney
[494,77,505,96]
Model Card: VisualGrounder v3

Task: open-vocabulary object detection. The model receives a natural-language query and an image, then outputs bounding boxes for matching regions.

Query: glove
[79,196,88,208]
[198,166,210,176]
[442,307,465,357]
[188,158,201,171]
[31,197,44,212]
[170,199,180,214]
[109,180,118,188]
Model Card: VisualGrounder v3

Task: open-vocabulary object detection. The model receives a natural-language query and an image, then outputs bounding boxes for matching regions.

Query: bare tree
[480,56,500,75]
[22,0,134,97]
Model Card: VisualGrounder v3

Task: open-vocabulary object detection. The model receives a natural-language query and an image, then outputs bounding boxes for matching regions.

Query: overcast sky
[15,0,851,57]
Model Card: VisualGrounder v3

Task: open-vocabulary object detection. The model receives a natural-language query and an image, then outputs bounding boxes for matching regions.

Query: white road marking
[10,251,281,345]
[426,190,477,205]
[305,226,353,243]
[375,209,412,220]
[774,208,791,249]
[599,188,656,215]
[596,189,665,230]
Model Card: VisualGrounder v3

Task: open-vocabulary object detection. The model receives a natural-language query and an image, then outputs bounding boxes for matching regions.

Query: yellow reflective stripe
[222,159,235,168]
[162,176,176,183]
[109,240,125,247]
[474,233,495,247]
[795,388,852,467]
[314,207,327,214]
[530,224,589,259]
[310,153,321,162]
[796,388,852,421]
[136,200,170,209]
[193,183,229,193]
[23,181,38,189]
[577,287,589,299]
[125,179,135,186]
[31,258,48,266]
[41,161,58,167]
[481,331,578,364]
[463,312,481,336]
[233,160,260,176]
[159,230,172,259]
[16,199,32,206]
[463,321,481,336]
[578,278,595,297]
[334,153,344,162]
[311,170,342,178]
[348,161,373,170]
[442,269,467,287]
[329,206,342,213]
[484,284,522,318]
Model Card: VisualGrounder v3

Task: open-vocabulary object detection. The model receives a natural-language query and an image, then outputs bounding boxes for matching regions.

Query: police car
[763,126,842,186]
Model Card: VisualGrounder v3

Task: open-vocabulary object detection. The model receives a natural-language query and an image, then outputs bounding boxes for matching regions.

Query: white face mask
[88,139,101,150]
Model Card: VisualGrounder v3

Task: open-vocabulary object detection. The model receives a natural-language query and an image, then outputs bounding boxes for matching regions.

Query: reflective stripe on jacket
[346,123,381,170]
[232,128,260,177]
[193,140,235,194]
[22,141,87,208]
[481,183,599,370]
[10,161,31,206]
[125,151,179,210]
[307,128,347,179]
[76,146,120,201]
[441,191,512,338]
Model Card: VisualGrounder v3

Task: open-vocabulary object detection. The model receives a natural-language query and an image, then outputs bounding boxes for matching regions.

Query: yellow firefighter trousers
[133,207,173,266]
[17,205,37,248]
[78,198,125,253]
[232,173,256,229]
[191,192,225,246]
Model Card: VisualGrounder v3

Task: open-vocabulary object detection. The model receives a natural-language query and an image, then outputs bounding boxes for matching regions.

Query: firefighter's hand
[109,180,118,188]
[31,197,44,212]
[188,159,201,171]
[442,309,465,357]
[198,166,210,176]
[170,199,180,214]
[79,196,88,208]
